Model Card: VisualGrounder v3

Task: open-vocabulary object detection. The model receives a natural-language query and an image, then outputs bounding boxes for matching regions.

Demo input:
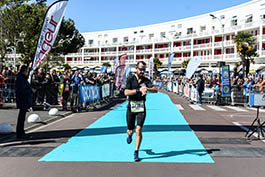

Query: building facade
[65,0,265,68]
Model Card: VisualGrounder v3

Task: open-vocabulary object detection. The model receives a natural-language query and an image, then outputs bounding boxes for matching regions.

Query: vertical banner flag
[29,0,68,82]
[185,56,202,78]
[113,56,119,74]
[221,65,231,97]
[148,56,154,80]
[100,66,107,73]
[168,53,175,77]
[122,65,131,85]
[119,54,127,66]
[115,65,125,90]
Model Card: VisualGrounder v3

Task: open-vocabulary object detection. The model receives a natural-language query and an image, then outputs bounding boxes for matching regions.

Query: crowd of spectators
[0,66,115,110]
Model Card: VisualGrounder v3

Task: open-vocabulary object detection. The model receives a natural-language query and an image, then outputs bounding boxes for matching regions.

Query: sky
[46,0,252,33]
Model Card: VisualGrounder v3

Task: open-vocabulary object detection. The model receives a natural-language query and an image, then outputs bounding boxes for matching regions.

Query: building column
[211,34,215,60]
[134,44,136,63]
[152,42,155,58]
[99,47,101,64]
[82,48,84,64]
[259,24,263,57]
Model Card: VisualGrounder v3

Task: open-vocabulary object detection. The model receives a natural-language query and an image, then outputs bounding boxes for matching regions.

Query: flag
[122,65,131,85]
[29,0,68,82]
[148,56,154,80]
[168,53,175,76]
[185,56,202,78]
[115,65,126,90]
[119,54,127,66]
[100,66,107,73]
[113,56,119,74]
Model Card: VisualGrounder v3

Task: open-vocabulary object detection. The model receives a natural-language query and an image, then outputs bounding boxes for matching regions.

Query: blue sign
[79,85,100,103]
[221,65,231,97]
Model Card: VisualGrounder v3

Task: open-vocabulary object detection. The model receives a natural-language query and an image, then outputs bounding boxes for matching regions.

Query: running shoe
[134,151,140,162]
[127,134,132,144]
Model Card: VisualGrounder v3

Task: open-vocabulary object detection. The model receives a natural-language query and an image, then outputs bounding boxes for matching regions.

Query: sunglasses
[137,68,146,72]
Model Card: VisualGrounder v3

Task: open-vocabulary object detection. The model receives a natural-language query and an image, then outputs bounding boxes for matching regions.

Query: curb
[0,111,72,143]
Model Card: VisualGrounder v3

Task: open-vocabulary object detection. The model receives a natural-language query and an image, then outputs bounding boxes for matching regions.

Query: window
[113,38,118,44]
[160,32,166,38]
[124,36,128,42]
[88,40,93,45]
[220,15,225,19]
[149,33,154,39]
[187,28,193,34]
[134,31,137,34]
[200,26,206,32]
[140,30,144,33]
[178,24,182,28]
[246,15,253,23]
[231,19,237,26]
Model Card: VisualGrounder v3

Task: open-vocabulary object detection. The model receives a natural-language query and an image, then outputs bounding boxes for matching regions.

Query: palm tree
[233,32,258,77]
[153,57,162,76]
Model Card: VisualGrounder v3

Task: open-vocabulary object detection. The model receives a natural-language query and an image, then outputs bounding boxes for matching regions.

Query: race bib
[130,100,144,113]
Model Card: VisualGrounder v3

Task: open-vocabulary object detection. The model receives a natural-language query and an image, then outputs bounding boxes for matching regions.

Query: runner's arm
[147,86,158,93]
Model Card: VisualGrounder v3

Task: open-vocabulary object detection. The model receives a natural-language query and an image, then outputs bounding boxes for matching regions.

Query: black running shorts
[126,101,146,130]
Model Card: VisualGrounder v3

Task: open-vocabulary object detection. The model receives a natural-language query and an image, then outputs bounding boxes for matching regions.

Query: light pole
[209,14,237,61]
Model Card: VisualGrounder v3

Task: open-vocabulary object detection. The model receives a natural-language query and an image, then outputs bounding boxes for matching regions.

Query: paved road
[0,92,265,177]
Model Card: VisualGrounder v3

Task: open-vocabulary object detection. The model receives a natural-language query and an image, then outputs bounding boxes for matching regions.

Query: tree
[181,58,190,69]
[0,1,84,66]
[102,62,111,67]
[233,32,258,77]
[153,57,162,76]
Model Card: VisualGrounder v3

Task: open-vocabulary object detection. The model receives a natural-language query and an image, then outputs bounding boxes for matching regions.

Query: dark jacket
[15,72,32,109]
[197,78,205,93]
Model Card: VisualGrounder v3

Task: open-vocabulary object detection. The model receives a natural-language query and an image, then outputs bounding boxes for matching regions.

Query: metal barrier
[70,82,115,112]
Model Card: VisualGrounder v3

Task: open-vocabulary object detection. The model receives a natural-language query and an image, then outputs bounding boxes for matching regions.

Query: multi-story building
[66,0,265,69]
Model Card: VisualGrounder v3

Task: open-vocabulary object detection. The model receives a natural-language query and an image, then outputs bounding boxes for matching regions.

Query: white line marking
[247,107,265,113]
[233,122,265,143]
[28,113,75,133]
[225,106,248,112]
[207,105,226,111]
[189,104,206,111]
[175,104,184,110]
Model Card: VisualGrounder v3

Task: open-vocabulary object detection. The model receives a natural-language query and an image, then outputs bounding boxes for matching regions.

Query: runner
[124,61,158,162]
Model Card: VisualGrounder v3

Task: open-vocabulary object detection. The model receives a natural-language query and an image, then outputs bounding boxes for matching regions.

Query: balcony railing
[101,51,117,56]
[136,49,152,53]
[84,52,99,56]
[193,43,211,49]
[262,50,265,56]
[214,42,222,47]
[154,48,170,52]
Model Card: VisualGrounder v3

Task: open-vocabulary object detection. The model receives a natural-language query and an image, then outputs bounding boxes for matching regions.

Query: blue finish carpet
[39,92,214,163]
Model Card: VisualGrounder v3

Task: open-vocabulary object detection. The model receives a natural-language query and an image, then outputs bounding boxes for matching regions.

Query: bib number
[130,101,144,113]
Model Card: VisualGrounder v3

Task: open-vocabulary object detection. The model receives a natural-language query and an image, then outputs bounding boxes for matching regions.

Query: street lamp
[209,14,237,61]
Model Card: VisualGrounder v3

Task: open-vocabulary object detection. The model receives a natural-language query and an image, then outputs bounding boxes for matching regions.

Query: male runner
[124,61,158,162]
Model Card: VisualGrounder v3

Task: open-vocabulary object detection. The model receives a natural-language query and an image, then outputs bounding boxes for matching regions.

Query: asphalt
[0,92,265,177]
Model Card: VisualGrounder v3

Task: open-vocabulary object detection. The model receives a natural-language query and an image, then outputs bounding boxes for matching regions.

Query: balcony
[136,49,152,53]
[199,55,212,60]
[193,43,211,49]
[224,40,234,46]
[84,52,99,56]
[214,42,222,47]
[154,47,170,52]
[101,51,117,56]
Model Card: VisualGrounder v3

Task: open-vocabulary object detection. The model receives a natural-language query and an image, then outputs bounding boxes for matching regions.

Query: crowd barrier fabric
[79,84,100,103]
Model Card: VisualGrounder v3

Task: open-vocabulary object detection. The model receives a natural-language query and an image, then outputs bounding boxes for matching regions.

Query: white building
[65,0,265,69]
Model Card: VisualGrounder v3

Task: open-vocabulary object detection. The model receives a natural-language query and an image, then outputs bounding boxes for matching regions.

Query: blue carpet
[39,92,214,163]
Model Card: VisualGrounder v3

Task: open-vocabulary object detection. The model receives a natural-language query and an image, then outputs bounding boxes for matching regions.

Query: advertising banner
[79,85,100,103]
[29,0,68,82]
[221,65,231,97]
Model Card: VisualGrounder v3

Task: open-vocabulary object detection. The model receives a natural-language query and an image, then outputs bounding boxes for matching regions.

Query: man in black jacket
[15,65,34,139]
